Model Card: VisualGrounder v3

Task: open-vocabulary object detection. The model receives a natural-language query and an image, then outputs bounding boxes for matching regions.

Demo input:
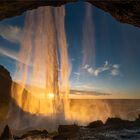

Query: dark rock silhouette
[0,65,12,122]
[87,120,103,128]
[53,134,67,140]
[53,124,79,140]
[14,129,48,139]
[0,125,13,140]
[0,116,139,139]
[0,1,140,28]
[58,124,79,134]
[53,118,140,140]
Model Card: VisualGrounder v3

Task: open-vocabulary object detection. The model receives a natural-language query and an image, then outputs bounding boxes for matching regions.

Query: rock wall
[0,65,12,122]
[0,1,140,28]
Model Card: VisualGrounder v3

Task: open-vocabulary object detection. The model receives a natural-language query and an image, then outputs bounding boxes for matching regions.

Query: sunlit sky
[0,2,140,98]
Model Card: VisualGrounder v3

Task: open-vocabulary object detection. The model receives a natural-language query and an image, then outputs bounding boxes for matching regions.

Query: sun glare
[48,92,54,99]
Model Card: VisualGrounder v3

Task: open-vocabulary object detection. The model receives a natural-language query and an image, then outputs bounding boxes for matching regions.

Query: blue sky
[0,2,140,98]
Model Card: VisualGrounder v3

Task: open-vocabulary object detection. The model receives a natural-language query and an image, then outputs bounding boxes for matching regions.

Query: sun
[48,92,54,99]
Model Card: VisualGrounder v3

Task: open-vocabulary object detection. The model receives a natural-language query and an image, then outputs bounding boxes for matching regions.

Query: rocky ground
[0,116,140,140]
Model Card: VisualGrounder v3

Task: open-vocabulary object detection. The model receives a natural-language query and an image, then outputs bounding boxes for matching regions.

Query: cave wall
[0,65,12,122]
[0,1,140,28]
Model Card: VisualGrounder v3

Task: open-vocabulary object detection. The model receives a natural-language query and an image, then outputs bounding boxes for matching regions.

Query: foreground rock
[53,124,80,140]
[87,120,103,128]
[1,116,140,140]
[0,125,13,140]
[79,115,140,140]
[0,65,12,122]
[14,129,48,139]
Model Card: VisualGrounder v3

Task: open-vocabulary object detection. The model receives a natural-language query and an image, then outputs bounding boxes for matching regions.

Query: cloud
[104,60,108,67]
[83,64,89,69]
[83,61,120,77]
[74,72,80,76]
[111,68,120,76]
[0,24,22,43]
[0,46,30,66]
[111,64,120,76]
[94,69,100,76]
[87,67,94,74]
[0,46,18,60]
[70,89,111,96]
[85,61,110,76]
[71,82,100,92]
[112,64,119,69]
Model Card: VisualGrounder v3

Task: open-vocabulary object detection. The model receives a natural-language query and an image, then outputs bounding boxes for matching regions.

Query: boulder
[58,124,79,134]
[54,124,80,140]
[87,120,103,128]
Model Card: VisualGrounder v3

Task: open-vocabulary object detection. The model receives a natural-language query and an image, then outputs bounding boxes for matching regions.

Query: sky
[0,2,140,98]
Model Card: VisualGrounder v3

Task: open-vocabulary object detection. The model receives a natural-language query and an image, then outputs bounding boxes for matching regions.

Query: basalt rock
[14,129,49,139]
[53,124,79,140]
[58,124,79,134]
[87,120,103,128]
[0,1,140,28]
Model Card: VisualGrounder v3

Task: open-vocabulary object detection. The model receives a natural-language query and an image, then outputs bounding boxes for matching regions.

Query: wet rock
[58,124,79,134]
[87,120,103,128]
[53,124,79,140]
[105,117,132,130]
[53,134,67,140]
[0,125,13,140]
[14,129,48,139]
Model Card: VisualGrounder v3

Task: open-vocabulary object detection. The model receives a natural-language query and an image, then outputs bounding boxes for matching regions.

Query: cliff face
[0,1,140,28]
[0,65,12,122]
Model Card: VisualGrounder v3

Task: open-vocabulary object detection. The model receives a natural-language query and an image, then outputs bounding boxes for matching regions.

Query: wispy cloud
[111,64,120,76]
[72,82,97,91]
[0,46,18,60]
[112,64,119,69]
[0,24,22,43]
[83,64,90,69]
[74,72,80,76]
[0,46,30,66]
[70,89,111,96]
[83,61,120,77]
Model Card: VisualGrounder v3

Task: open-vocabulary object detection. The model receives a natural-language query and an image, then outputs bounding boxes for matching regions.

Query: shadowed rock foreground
[0,116,140,140]
[0,65,12,122]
